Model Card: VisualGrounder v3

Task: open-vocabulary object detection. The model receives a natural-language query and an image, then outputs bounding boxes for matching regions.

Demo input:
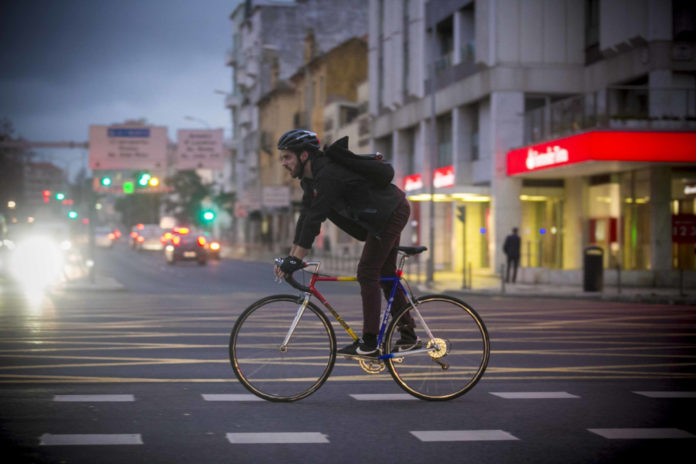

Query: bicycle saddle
[396,246,427,255]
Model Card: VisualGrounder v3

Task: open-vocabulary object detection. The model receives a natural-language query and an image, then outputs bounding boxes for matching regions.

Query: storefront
[404,166,491,274]
[507,131,696,272]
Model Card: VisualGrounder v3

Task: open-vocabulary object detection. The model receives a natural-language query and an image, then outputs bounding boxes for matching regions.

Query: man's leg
[356,198,411,336]
[512,257,519,283]
[505,257,511,282]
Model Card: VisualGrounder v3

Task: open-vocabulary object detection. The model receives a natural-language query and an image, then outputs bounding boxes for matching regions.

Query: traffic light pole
[87,177,96,284]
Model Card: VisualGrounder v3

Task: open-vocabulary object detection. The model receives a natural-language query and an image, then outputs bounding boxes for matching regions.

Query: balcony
[225,92,243,109]
[524,86,696,145]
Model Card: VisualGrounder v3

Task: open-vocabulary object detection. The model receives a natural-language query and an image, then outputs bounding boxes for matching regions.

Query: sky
[0,0,240,178]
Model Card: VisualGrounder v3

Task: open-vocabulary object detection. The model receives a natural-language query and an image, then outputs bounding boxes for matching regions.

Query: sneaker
[337,339,378,357]
[393,328,422,352]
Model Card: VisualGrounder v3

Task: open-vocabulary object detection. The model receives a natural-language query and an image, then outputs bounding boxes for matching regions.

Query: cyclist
[274,129,417,357]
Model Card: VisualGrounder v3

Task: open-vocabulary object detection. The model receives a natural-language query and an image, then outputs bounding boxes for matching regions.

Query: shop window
[672,168,696,270]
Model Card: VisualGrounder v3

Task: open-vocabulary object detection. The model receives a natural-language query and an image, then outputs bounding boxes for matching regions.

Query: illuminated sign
[433,165,454,188]
[507,131,696,176]
[404,173,423,191]
[685,185,696,196]
[673,214,696,243]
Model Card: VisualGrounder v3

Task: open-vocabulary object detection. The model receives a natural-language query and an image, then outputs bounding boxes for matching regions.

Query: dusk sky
[0,0,241,177]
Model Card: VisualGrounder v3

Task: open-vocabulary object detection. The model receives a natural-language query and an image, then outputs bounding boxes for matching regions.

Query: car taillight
[108,233,115,240]
[137,236,145,243]
[114,230,121,238]
[197,236,206,247]
[130,231,138,239]
[210,241,220,251]
[172,236,181,246]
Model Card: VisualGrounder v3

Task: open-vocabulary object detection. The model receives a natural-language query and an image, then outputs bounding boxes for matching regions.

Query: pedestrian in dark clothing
[503,227,521,283]
[273,129,417,357]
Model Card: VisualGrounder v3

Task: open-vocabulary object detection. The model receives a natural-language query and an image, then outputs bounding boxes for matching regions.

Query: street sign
[89,125,167,170]
[176,129,224,170]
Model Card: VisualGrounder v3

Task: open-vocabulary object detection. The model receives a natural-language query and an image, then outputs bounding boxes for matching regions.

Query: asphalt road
[1,243,695,463]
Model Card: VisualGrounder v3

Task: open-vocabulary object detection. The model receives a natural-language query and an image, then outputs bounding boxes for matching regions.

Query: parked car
[164,227,207,265]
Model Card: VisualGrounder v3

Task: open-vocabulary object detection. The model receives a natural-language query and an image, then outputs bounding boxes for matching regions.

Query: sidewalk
[406,270,696,305]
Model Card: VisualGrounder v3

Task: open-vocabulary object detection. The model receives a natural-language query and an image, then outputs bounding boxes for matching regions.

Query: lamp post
[426,0,438,286]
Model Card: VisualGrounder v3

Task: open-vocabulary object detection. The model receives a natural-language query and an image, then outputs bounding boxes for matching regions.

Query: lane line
[588,428,696,439]
[202,394,263,402]
[40,434,143,446]
[634,391,696,398]
[226,433,329,444]
[349,393,417,401]
[53,395,135,402]
[411,430,519,442]
[489,391,580,399]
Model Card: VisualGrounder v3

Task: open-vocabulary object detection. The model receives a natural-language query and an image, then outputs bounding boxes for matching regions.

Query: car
[164,227,207,265]
[94,226,115,248]
[130,224,164,251]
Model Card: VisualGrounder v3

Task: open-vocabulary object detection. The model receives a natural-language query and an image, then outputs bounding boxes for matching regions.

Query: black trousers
[506,256,519,283]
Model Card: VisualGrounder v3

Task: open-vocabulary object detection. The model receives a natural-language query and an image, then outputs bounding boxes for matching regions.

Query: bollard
[500,263,506,294]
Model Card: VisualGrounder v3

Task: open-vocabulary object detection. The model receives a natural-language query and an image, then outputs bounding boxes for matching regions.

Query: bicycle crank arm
[432,357,449,370]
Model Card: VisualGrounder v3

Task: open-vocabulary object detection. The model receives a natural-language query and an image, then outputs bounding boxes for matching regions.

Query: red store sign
[507,131,696,176]
[403,166,455,191]
[673,214,696,244]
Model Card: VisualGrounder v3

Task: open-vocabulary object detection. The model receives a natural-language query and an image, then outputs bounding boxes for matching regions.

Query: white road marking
[349,393,417,400]
[411,430,519,442]
[202,394,264,402]
[53,395,135,402]
[588,428,696,439]
[226,432,329,444]
[40,434,143,446]
[634,391,696,398]
[489,391,580,399]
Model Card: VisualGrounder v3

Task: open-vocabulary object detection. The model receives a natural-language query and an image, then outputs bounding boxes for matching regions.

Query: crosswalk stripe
[489,392,579,399]
[202,394,264,401]
[53,395,135,402]
[633,391,696,398]
[349,393,417,400]
[40,434,143,446]
[410,430,519,442]
[226,432,329,444]
[588,428,696,439]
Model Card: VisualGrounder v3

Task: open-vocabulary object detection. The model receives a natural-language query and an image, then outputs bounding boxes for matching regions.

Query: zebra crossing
[37,390,696,446]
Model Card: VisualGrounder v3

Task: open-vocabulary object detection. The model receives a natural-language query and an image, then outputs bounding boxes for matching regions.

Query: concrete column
[490,91,524,273]
[563,176,586,269]
[650,166,672,270]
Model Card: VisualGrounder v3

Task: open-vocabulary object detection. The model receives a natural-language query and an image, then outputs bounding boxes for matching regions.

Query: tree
[0,118,33,219]
[162,171,212,227]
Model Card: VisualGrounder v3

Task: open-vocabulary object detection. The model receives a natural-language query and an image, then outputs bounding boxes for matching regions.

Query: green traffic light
[55,192,65,200]
[123,181,134,194]
[101,176,112,187]
[138,173,151,187]
[202,210,215,222]
[68,211,78,219]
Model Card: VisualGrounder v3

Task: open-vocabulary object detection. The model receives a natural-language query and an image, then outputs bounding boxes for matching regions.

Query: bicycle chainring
[358,358,385,374]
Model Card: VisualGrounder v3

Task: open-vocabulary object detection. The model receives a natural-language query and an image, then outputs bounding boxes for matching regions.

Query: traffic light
[42,190,51,203]
[100,176,112,187]
[202,210,215,223]
[55,192,65,201]
[137,172,151,187]
[123,181,134,194]
[148,176,159,187]
[67,210,78,219]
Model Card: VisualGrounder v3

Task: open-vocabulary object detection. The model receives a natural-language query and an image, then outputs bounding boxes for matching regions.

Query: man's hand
[274,255,305,279]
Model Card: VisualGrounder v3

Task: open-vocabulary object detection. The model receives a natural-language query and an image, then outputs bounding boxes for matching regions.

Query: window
[585,0,601,64]
[437,113,452,167]
[471,103,479,161]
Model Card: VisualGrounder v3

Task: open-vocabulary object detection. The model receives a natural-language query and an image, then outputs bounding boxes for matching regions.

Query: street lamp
[184,115,211,128]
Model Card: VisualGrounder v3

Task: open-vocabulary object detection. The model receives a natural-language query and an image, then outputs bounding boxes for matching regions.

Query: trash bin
[583,246,604,292]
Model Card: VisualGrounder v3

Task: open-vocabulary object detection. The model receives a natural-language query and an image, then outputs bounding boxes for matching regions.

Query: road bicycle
[228,246,490,402]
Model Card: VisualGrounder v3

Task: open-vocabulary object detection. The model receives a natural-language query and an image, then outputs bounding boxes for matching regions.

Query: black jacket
[293,154,405,249]
[503,233,521,259]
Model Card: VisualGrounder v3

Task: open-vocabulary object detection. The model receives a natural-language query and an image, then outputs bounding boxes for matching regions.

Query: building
[369,0,696,286]
[225,0,368,252]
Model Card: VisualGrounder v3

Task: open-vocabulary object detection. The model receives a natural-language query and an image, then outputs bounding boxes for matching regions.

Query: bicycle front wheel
[229,295,336,402]
[385,295,489,401]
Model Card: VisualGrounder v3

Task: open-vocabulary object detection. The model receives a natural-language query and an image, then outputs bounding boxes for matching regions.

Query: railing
[524,86,696,145]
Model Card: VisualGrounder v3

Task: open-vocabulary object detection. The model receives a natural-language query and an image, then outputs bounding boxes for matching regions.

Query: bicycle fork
[279,294,311,352]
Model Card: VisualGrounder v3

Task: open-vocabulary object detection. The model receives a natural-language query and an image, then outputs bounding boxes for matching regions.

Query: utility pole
[426,1,438,286]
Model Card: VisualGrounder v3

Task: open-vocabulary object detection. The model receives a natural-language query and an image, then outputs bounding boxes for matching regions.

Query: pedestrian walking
[503,227,521,283]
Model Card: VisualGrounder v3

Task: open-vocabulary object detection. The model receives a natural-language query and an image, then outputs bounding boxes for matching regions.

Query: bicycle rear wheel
[385,295,489,401]
[229,294,336,402]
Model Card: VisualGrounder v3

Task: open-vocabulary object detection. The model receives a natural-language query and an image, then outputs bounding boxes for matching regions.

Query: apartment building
[370,0,696,285]
[225,0,367,250]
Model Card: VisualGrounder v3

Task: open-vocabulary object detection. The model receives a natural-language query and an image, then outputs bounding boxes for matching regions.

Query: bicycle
[228,246,490,402]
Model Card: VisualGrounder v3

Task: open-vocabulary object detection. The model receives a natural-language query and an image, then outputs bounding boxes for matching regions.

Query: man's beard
[290,162,303,179]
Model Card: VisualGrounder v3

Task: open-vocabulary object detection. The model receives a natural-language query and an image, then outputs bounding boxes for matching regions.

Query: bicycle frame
[281,255,435,360]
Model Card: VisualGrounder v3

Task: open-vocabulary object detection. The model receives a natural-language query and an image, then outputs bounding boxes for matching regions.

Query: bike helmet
[277,129,320,152]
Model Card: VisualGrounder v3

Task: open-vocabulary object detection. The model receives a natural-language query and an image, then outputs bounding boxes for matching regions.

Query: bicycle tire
[229,294,336,402]
[385,294,490,401]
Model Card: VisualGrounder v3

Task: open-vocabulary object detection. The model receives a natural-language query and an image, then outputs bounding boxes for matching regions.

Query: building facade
[369,0,696,285]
